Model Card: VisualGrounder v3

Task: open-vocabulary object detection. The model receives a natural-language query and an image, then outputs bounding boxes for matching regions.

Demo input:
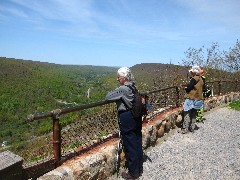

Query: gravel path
[110,107,240,180]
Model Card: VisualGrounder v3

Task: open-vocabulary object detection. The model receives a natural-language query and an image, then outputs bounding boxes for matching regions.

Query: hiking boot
[178,129,189,134]
[189,128,194,133]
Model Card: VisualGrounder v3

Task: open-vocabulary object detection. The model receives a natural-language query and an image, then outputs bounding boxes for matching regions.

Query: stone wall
[0,151,23,180]
[38,92,240,180]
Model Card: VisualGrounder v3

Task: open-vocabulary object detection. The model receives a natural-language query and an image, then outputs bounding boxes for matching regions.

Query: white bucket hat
[189,65,201,75]
[117,67,134,81]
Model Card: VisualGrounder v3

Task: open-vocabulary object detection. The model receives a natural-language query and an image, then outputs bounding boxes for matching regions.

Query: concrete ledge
[0,150,23,180]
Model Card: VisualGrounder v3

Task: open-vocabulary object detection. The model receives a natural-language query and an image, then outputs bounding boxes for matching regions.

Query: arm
[105,87,124,101]
[105,86,132,110]
[185,78,197,93]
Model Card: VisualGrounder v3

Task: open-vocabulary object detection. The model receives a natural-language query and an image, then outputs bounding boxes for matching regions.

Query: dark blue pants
[118,111,143,177]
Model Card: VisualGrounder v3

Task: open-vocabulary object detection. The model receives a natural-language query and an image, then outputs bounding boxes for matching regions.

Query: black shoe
[121,171,139,179]
[178,128,189,134]
[194,125,200,130]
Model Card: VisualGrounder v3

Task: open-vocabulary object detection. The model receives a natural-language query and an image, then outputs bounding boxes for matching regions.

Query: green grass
[229,100,240,111]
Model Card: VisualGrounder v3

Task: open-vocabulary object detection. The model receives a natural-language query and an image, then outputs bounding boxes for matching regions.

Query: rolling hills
[0,57,118,145]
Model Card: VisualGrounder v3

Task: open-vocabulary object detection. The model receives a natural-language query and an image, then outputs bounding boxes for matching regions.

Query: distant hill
[131,63,189,91]
[0,57,118,145]
[131,63,238,91]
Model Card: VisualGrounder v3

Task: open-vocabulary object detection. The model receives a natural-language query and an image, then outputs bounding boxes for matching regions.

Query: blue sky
[0,0,239,67]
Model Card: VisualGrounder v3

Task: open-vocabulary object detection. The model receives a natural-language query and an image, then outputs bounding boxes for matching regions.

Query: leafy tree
[224,39,240,72]
[181,40,240,81]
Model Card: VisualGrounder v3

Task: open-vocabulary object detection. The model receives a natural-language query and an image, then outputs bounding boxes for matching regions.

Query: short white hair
[189,65,201,75]
[117,67,134,81]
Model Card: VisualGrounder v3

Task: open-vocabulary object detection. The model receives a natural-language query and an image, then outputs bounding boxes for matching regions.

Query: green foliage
[0,57,117,145]
[229,101,240,111]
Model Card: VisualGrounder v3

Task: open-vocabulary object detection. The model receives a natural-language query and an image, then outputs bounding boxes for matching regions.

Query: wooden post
[52,109,61,167]
[175,86,180,107]
[218,81,222,95]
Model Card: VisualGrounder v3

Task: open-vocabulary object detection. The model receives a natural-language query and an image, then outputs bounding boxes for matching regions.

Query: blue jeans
[183,99,203,131]
[184,99,203,111]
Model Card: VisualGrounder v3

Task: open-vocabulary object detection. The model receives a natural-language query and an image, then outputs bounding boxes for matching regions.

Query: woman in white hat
[179,65,204,134]
[105,67,143,179]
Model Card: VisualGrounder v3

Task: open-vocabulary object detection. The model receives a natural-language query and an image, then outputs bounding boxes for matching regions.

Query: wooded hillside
[0,57,117,145]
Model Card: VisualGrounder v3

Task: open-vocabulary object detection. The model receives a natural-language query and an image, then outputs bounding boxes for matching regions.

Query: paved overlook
[109,107,240,180]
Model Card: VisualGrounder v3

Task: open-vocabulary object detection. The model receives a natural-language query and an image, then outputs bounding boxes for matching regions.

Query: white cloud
[175,0,240,29]
[9,0,94,23]
[0,4,28,19]
[1,0,190,42]
[1,0,239,45]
